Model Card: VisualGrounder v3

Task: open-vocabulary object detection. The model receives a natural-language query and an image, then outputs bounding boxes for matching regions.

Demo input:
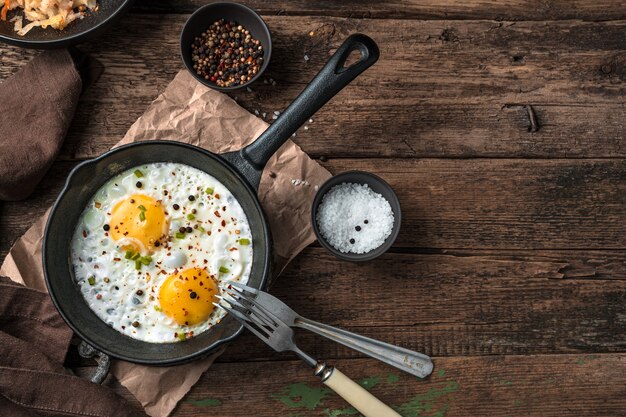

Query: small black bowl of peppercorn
[180,2,272,91]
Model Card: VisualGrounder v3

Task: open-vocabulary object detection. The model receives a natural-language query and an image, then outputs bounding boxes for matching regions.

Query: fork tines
[214,288,280,342]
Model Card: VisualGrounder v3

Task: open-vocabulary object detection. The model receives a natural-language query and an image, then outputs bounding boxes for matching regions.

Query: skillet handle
[242,33,379,170]
[78,341,111,384]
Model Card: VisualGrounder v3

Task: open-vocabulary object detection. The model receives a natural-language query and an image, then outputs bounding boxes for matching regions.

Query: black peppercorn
[190,19,264,87]
[136,181,142,188]
[173,204,180,210]
[190,291,197,299]
[186,226,193,233]
[349,238,355,244]
[355,226,361,231]
[103,224,110,231]
[188,195,195,201]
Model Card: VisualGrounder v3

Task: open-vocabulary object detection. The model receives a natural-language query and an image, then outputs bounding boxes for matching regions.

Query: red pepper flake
[214,210,221,218]
[221,220,226,227]
[229,247,238,251]
[96,294,102,300]
[113,257,121,261]
[215,193,221,199]
[82,230,87,238]
[94,202,102,208]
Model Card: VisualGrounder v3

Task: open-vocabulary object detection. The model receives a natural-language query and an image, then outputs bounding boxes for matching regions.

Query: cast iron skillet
[44,34,380,367]
[0,0,132,49]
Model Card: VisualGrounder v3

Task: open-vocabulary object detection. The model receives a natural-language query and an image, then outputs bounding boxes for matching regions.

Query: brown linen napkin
[0,277,147,417]
[0,50,81,201]
[1,69,331,417]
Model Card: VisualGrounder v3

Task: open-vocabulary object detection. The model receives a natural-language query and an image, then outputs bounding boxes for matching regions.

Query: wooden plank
[2,158,626,258]
[321,158,626,249]
[134,0,626,21]
[2,16,626,159]
[175,355,626,416]
[214,247,626,362]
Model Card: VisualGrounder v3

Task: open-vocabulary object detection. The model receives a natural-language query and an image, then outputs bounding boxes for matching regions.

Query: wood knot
[439,28,459,42]
[511,54,525,65]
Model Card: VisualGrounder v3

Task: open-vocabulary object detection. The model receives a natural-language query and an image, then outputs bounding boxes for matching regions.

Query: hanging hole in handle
[337,44,368,73]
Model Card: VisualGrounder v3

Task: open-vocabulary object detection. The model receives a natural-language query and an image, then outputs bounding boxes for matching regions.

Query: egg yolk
[159,268,218,326]
[109,194,168,253]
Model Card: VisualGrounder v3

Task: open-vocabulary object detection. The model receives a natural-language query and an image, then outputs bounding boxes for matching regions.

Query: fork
[227,281,433,378]
[216,294,402,417]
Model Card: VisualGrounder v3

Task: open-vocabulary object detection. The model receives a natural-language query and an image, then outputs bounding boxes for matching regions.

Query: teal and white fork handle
[315,362,401,417]
[299,317,434,378]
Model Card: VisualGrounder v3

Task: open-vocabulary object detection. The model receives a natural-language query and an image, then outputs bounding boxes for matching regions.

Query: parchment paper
[0,69,331,417]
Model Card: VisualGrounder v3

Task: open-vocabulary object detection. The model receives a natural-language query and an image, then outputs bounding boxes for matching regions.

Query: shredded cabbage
[1,0,97,35]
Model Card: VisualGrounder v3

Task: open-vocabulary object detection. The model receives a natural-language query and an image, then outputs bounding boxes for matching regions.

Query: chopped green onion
[135,260,142,270]
[143,255,153,263]
[187,213,195,220]
[154,305,162,312]
[131,253,140,260]
[125,250,134,259]
[88,276,96,286]
[175,232,186,239]
[238,238,250,245]
[138,205,147,211]
[178,333,186,341]
[134,169,144,178]
[205,187,214,195]
[198,226,206,233]
[139,211,146,221]
[140,256,151,266]
[219,266,230,274]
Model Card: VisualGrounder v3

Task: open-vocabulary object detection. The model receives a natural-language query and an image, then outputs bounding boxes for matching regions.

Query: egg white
[71,162,253,343]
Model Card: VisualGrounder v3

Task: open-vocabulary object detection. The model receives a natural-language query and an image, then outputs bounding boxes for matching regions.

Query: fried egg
[70,162,253,343]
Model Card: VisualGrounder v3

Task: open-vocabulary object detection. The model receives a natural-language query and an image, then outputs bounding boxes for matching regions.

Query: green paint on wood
[576,354,601,365]
[437,369,446,378]
[514,399,524,407]
[273,382,332,410]
[358,376,380,390]
[501,380,513,386]
[393,380,460,417]
[186,398,222,407]
[387,373,400,383]
[323,407,359,417]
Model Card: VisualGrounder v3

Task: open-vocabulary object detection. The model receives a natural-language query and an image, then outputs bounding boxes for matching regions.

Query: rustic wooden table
[2,1,626,416]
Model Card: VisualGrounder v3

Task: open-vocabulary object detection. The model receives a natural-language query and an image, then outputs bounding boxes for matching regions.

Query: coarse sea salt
[316,182,394,254]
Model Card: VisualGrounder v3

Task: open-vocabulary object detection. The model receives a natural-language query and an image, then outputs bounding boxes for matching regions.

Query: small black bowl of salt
[312,171,401,261]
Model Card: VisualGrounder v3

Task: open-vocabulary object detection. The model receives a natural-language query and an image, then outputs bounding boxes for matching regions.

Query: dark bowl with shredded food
[0,0,132,49]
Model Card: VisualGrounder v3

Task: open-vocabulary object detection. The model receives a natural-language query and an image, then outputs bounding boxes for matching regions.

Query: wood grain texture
[2,16,626,159]
[2,157,625,260]
[135,0,626,21]
[215,247,626,362]
[173,355,626,417]
[3,158,626,258]
[1,4,625,417]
